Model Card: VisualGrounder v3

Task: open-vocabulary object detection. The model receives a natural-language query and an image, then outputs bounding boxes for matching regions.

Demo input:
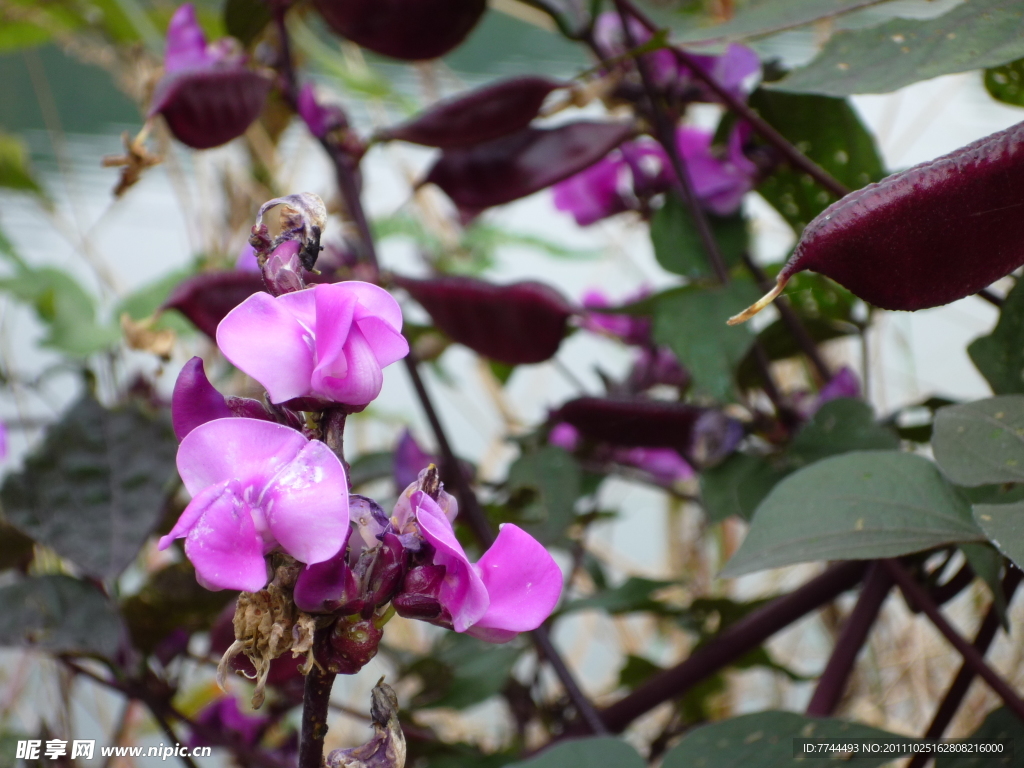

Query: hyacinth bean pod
[425,121,634,210]
[313,0,487,61]
[377,77,565,148]
[730,120,1024,324]
[395,275,575,364]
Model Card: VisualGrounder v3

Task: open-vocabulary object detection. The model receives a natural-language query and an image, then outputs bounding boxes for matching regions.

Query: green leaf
[935,707,1022,767]
[0,132,44,195]
[787,398,899,469]
[969,278,1024,394]
[661,711,912,768]
[561,577,678,616]
[223,0,271,46]
[748,89,883,232]
[700,452,789,522]
[1,393,178,579]
[672,0,894,43]
[959,542,1008,627]
[774,0,1024,97]
[650,194,747,280]
[722,451,984,578]
[409,633,522,710]
[617,654,663,690]
[985,58,1024,106]
[973,501,1024,571]
[505,445,582,545]
[932,396,1024,486]
[653,280,760,401]
[506,737,645,768]
[0,575,123,658]
[115,268,197,335]
[762,264,859,325]
[348,451,395,488]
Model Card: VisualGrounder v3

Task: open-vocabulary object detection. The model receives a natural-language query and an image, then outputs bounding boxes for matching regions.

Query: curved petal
[158,479,235,549]
[172,357,233,441]
[354,315,410,368]
[471,524,562,633]
[465,625,519,643]
[344,281,404,330]
[414,492,489,632]
[263,439,350,565]
[275,288,317,331]
[177,418,308,496]
[311,284,357,381]
[311,325,383,406]
[183,483,268,591]
[217,292,315,403]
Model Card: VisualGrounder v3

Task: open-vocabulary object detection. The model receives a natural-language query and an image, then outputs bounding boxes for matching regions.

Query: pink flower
[159,418,350,592]
[676,125,757,216]
[580,288,652,345]
[217,282,409,407]
[612,447,693,485]
[170,357,273,441]
[190,697,268,748]
[548,423,581,451]
[552,154,629,226]
[410,492,562,643]
[297,83,349,139]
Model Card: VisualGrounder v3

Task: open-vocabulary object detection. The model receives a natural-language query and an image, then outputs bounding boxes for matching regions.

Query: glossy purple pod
[554,397,709,452]
[378,77,564,149]
[425,121,634,210]
[313,0,486,61]
[730,120,1024,324]
[162,271,265,339]
[396,275,575,365]
[149,69,272,150]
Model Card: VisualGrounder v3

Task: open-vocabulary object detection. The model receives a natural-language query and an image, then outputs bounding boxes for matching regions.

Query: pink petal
[471,524,562,633]
[311,284,358,383]
[158,479,235,549]
[276,288,318,330]
[465,626,519,643]
[355,315,410,367]
[172,357,233,441]
[217,292,316,403]
[164,4,211,73]
[311,325,384,406]
[184,482,269,591]
[344,281,404,331]
[263,440,350,565]
[177,418,308,496]
[414,492,489,632]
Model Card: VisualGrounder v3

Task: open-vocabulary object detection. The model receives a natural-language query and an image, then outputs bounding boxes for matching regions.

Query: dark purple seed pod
[362,533,407,613]
[322,616,384,675]
[162,271,265,339]
[149,69,272,150]
[378,77,565,148]
[395,274,575,365]
[730,120,1024,324]
[313,0,486,61]
[425,121,634,210]
[393,565,448,621]
[554,397,711,452]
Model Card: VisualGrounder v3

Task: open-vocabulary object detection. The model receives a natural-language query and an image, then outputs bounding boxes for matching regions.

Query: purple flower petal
[312,324,384,405]
[164,4,212,73]
[552,154,627,226]
[294,526,362,613]
[217,291,316,404]
[172,357,233,441]
[548,423,580,451]
[470,524,562,635]
[263,439,350,565]
[613,447,694,484]
[414,491,488,632]
[183,480,268,591]
[311,284,358,382]
[394,430,434,490]
[818,366,861,405]
[176,418,308,497]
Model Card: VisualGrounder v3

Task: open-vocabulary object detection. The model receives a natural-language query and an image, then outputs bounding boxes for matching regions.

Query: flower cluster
[161,193,563,693]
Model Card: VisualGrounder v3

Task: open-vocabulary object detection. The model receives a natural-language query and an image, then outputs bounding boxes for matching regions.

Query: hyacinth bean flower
[190,696,268,749]
[592,12,760,102]
[170,356,273,441]
[410,491,562,643]
[580,287,652,345]
[548,423,694,485]
[149,4,272,150]
[553,126,757,226]
[217,282,409,408]
[159,418,350,592]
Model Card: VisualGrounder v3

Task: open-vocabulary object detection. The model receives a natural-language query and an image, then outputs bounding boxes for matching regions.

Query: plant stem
[883,559,1024,723]
[805,562,892,717]
[907,566,1023,768]
[402,351,608,734]
[595,560,867,733]
[299,662,338,768]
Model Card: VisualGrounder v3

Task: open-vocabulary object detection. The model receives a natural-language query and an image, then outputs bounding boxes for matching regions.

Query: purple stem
[595,560,867,733]
[883,559,1024,723]
[805,562,893,717]
[906,566,1023,768]
[299,664,337,768]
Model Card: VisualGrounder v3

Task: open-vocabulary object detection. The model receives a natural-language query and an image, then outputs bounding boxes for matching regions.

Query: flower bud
[294,531,365,615]
[392,565,449,623]
[249,192,328,273]
[261,240,305,295]
[363,533,406,611]
[321,615,384,675]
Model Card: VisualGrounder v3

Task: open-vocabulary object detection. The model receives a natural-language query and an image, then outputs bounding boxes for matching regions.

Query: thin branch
[595,560,867,733]
[402,352,608,735]
[977,288,1005,308]
[883,559,1024,723]
[147,706,200,768]
[805,562,892,717]
[299,663,338,768]
[907,566,1023,768]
